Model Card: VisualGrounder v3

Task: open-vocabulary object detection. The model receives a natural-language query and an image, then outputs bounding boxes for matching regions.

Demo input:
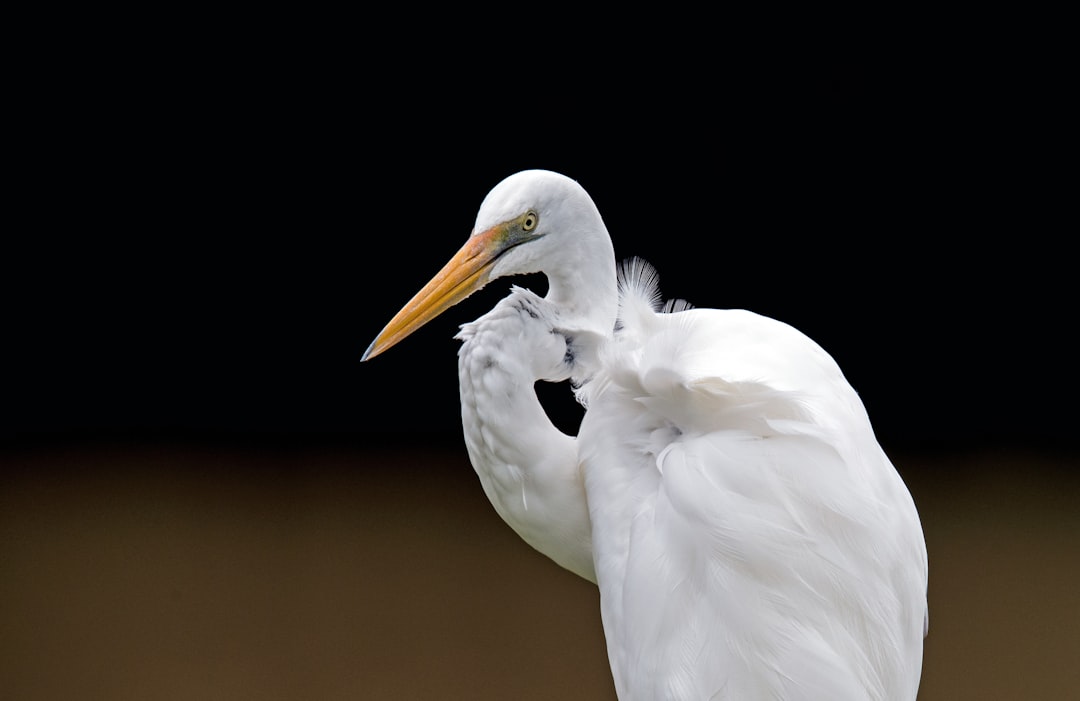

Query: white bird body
[579,276,927,700]
[364,170,928,700]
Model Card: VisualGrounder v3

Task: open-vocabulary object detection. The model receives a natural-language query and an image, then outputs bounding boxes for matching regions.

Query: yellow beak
[362,225,511,361]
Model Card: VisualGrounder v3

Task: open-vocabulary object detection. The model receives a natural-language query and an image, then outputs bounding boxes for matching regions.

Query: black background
[4,46,1072,460]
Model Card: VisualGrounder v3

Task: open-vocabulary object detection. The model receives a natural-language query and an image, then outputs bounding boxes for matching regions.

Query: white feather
[580,262,926,700]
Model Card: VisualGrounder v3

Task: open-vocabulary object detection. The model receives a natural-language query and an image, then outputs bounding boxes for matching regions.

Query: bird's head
[363,170,616,361]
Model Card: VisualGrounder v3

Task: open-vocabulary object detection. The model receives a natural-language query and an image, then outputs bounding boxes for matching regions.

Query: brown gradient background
[8,45,1075,700]
[2,444,1078,700]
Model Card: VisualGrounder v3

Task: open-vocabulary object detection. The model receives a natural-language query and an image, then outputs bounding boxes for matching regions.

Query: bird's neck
[545,230,618,342]
[456,291,596,582]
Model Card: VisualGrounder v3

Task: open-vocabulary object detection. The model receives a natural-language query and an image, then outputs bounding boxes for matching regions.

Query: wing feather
[580,261,927,700]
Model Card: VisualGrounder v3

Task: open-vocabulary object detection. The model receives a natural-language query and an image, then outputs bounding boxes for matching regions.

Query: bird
[362,169,928,700]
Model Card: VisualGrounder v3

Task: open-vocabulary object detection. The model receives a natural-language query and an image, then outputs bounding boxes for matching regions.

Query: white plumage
[364,169,928,700]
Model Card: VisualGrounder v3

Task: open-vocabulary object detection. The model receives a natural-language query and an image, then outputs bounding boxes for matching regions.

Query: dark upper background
[4,46,1072,460]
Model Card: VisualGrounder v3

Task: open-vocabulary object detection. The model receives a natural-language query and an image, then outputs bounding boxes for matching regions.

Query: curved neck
[545,219,618,342]
[455,290,596,582]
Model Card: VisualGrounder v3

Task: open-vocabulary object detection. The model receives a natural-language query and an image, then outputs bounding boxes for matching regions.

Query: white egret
[363,169,928,700]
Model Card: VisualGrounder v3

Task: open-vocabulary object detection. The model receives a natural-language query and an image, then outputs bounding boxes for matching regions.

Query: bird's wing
[578,261,927,700]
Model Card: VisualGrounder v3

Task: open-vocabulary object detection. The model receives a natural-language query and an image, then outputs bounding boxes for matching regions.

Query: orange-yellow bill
[362,224,511,361]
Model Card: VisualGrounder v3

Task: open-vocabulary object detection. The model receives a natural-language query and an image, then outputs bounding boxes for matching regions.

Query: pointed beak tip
[361,339,378,362]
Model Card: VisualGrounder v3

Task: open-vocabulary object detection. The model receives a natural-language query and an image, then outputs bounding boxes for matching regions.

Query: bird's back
[577,261,927,700]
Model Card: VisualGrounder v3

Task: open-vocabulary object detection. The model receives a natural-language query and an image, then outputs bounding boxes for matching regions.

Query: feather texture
[578,260,927,700]
[456,287,596,582]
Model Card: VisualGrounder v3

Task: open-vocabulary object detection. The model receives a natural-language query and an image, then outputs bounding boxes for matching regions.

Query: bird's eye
[522,210,539,231]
